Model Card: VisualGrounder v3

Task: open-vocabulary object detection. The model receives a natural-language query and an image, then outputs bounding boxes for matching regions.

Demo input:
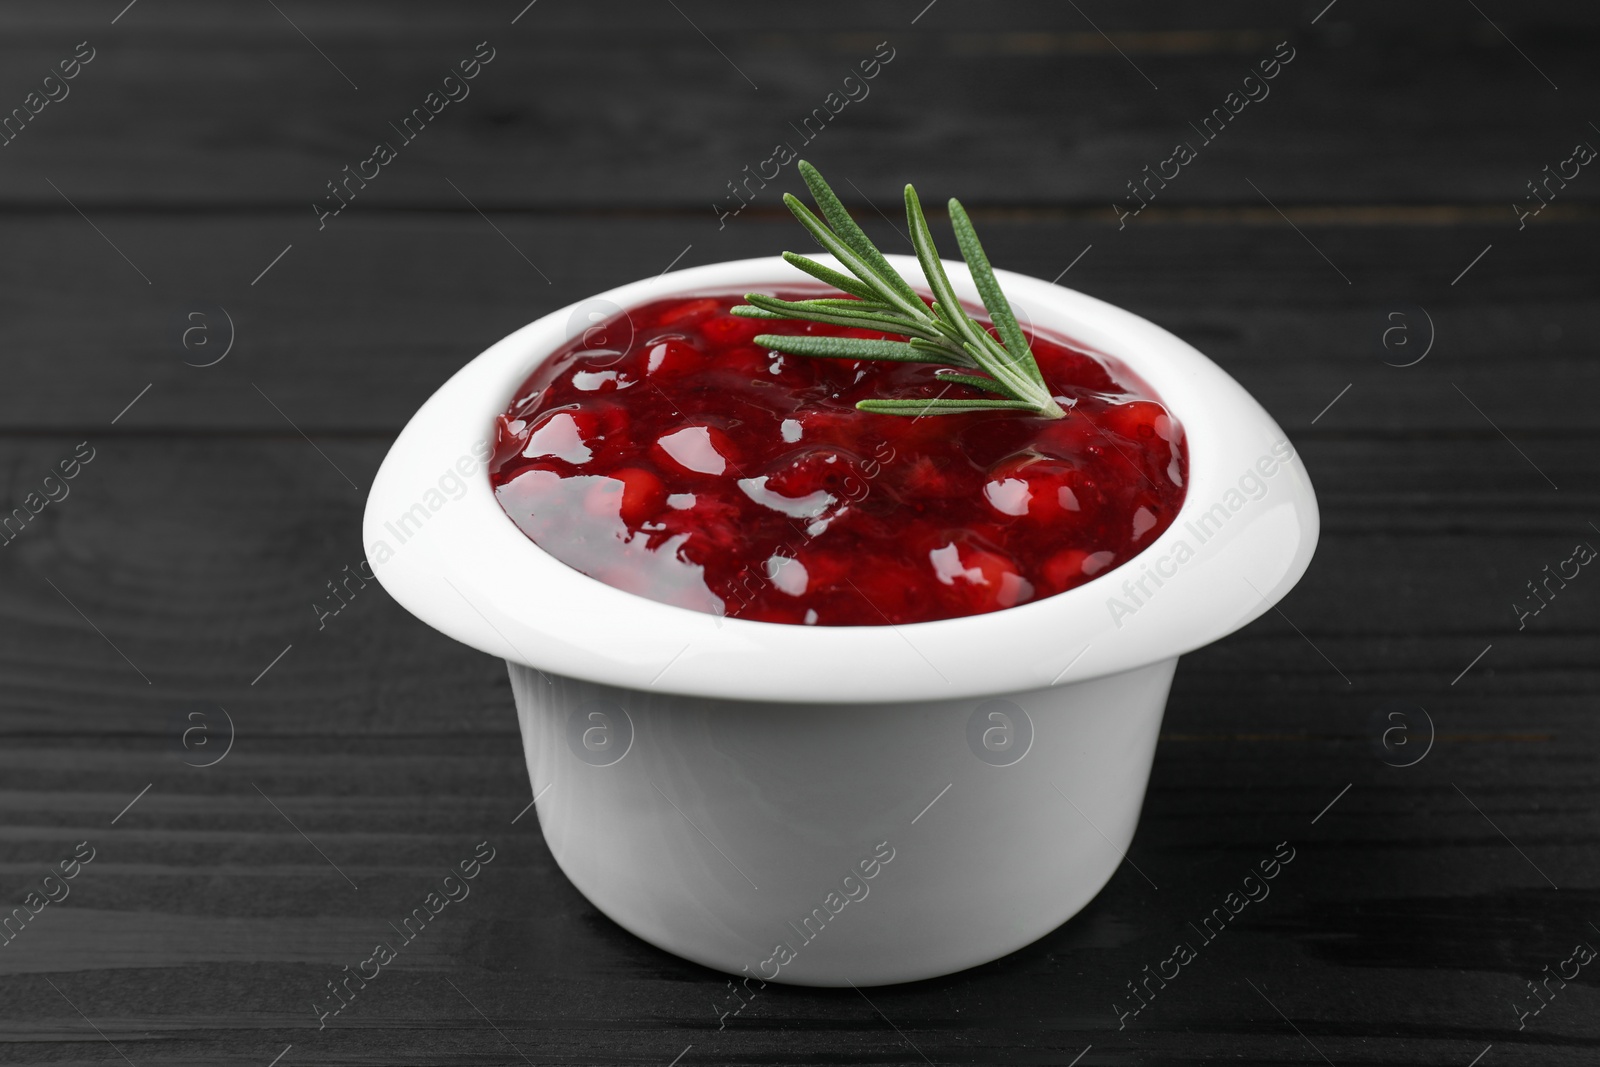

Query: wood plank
[0,216,1595,437]
[4,0,1598,32]
[0,434,1593,735]
[0,6,1594,208]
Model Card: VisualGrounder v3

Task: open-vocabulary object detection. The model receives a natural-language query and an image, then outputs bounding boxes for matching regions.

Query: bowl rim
[363,254,1319,703]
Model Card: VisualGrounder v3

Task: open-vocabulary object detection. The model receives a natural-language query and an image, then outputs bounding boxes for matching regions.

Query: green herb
[732,161,1067,419]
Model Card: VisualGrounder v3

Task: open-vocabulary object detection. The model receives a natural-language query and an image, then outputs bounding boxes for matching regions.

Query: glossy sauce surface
[490,292,1187,625]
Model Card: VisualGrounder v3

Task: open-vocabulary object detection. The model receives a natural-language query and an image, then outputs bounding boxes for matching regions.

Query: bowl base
[508,656,1176,986]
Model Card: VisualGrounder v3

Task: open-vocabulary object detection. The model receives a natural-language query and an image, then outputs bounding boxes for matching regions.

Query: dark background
[2,1,1597,1063]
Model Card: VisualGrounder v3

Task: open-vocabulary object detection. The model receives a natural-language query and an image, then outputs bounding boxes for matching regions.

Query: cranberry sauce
[488,292,1187,625]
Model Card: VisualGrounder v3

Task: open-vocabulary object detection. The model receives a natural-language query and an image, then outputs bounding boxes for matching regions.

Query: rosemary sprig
[732,161,1066,419]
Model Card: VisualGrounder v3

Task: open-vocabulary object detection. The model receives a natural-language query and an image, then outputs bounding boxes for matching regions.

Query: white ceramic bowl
[364,254,1318,987]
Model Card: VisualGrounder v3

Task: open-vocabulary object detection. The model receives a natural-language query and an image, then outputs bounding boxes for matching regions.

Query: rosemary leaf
[756,335,932,362]
[780,251,878,301]
[909,337,962,357]
[856,397,1042,416]
[903,185,990,354]
[948,198,1046,387]
[735,293,938,339]
[798,161,923,310]
[933,371,1014,396]
[803,298,901,311]
[782,194,927,319]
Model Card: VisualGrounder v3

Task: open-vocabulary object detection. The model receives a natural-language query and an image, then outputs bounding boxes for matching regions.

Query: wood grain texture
[1,1,1597,1065]
[0,422,1593,1062]
[0,1,1595,209]
[0,217,1595,436]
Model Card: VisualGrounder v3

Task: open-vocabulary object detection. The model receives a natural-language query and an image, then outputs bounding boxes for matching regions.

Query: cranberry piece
[1042,548,1118,591]
[901,454,970,499]
[793,547,850,590]
[592,402,630,440]
[928,540,1033,611]
[654,426,738,476]
[644,338,705,377]
[957,418,1041,469]
[492,414,529,470]
[701,313,766,347]
[981,476,1032,517]
[521,409,603,465]
[763,553,810,597]
[717,344,781,380]
[983,456,1092,526]
[1102,400,1172,444]
[655,298,722,327]
[672,493,746,558]
[1037,349,1118,393]
[569,368,635,393]
[791,408,859,443]
[1035,412,1101,454]
[1131,505,1158,541]
[585,467,666,526]
[764,448,863,499]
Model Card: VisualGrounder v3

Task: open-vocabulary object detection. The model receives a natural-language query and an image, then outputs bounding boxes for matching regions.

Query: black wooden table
[2,2,1597,1063]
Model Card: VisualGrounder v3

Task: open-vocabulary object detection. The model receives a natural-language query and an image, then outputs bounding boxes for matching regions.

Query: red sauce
[489,292,1187,625]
